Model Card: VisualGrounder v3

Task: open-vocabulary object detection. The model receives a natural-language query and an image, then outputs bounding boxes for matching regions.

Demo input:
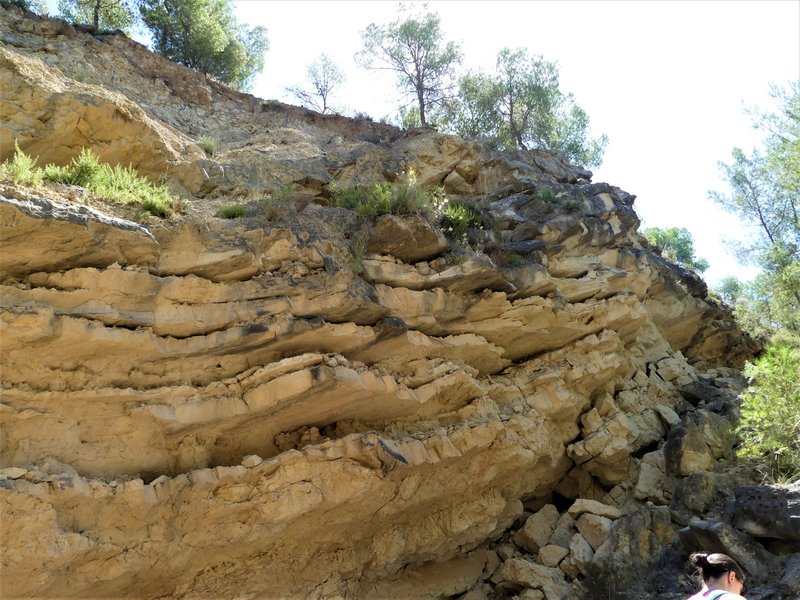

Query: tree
[642,226,710,273]
[710,82,800,336]
[139,0,268,91]
[58,0,136,32]
[356,4,461,126]
[1,0,48,13]
[440,48,607,167]
[287,54,344,114]
[737,343,800,482]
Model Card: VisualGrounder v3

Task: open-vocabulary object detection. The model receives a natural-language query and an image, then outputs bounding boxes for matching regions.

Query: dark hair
[689,552,745,584]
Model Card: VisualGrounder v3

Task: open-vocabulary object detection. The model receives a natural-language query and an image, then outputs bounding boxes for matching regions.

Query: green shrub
[536,188,555,203]
[2,145,174,218]
[198,136,218,157]
[348,229,370,274]
[332,175,445,219]
[218,204,245,219]
[0,141,43,186]
[44,147,102,186]
[440,200,482,238]
[736,343,800,482]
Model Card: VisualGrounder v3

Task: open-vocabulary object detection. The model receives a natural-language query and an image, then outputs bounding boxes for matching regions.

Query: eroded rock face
[0,6,776,600]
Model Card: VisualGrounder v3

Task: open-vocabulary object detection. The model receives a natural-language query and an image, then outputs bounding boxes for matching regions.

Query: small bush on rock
[0,142,43,186]
[1,144,175,218]
[199,136,218,157]
[332,170,445,218]
[218,204,245,219]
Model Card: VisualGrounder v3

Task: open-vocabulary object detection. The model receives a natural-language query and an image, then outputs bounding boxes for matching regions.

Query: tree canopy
[139,0,268,91]
[58,0,136,32]
[287,54,344,115]
[440,48,607,168]
[642,226,709,273]
[710,82,800,338]
[356,5,461,126]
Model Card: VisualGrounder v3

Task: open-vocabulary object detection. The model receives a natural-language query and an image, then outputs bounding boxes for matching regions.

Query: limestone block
[653,404,681,427]
[633,450,674,505]
[367,214,449,263]
[567,499,623,520]
[0,194,159,279]
[548,512,576,549]
[580,408,603,434]
[0,467,28,479]
[558,556,579,580]
[664,410,729,477]
[514,504,560,553]
[575,513,612,551]
[595,395,619,418]
[538,544,569,567]
[569,533,594,575]
[492,558,570,600]
[241,455,262,468]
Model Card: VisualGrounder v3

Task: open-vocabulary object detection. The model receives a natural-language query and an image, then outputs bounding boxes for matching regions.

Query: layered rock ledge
[2,6,795,600]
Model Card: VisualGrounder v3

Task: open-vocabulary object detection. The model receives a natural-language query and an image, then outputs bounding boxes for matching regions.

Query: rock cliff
[1,6,796,600]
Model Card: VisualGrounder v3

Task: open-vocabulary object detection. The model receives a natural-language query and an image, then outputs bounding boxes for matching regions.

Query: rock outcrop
[1,6,792,600]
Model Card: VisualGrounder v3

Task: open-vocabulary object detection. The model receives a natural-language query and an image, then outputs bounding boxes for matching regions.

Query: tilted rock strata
[0,7,769,599]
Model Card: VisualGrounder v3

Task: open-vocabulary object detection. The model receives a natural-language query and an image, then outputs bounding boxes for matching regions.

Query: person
[686,552,747,600]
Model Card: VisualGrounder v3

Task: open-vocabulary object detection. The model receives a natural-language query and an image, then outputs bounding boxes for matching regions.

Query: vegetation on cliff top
[642,226,710,273]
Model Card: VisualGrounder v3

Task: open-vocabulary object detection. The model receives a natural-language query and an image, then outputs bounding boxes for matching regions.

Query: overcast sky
[234,0,799,286]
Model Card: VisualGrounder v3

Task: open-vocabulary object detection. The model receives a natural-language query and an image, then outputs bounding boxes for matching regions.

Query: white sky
[235,0,800,286]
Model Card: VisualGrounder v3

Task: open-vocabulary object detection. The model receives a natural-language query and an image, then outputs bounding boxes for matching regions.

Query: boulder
[664,409,730,477]
[567,499,623,520]
[680,519,780,577]
[515,504,560,553]
[538,545,569,568]
[733,482,800,545]
[492,558,570,600]
[568,533,594,576]
[575,513,613,551]
[367,214,449,263]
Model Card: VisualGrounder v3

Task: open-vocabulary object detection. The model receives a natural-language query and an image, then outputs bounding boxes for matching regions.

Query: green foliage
[1,0,48,13]
[287,54,344,114]
[356,4,461,126]
[0,141,43,186]
[1,145,174,217]
[642,226,710,273]
[710,82,800,337]
[536,188,555,204]
[218,204,244,219]
[347,228,370,275]
[440,48,607,168]
[397,105,422,129]
[198,135,218,157]
[439,200,482,238]
[139,0,268,91]
[737,343,800,482]
[332,173,445,219]
[58,0,136,32]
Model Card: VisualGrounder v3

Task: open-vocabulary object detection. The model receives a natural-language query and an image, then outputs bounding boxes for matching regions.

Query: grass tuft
[218,204,246,219]
[1,143,175,218]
